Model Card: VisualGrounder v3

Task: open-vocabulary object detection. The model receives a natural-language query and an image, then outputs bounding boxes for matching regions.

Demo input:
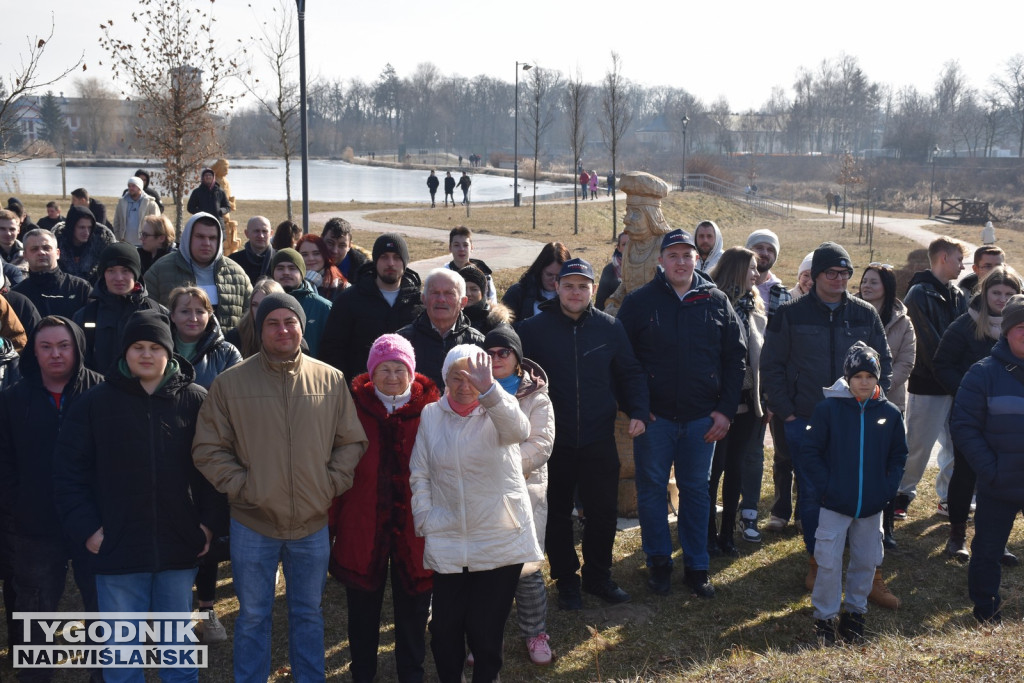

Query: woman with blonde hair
[708,247,767,554]
[137,214,177,276]
[935,265,1023,563]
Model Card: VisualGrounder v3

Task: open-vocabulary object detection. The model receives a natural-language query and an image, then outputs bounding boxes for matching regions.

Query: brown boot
[805,556,818,592]
[868,568,900,609]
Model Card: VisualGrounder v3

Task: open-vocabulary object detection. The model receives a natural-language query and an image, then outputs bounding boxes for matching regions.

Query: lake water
[0,158,570,203]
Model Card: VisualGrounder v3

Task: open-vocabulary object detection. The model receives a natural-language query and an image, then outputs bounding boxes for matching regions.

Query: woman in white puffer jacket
[410,344,542,683]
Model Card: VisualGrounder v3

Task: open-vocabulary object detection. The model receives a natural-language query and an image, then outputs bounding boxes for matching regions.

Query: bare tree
[242,0,299,219]
[992,54,1024,157]
[100,0,240,230]
[565,68,589,235]
[599,52,633,238]
[0,15,84,160]
[836,150,862,229]
[74,77,118,154]
[522,66,560,230]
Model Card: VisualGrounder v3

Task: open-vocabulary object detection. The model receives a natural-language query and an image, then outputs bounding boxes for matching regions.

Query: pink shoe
[527,633,553,665]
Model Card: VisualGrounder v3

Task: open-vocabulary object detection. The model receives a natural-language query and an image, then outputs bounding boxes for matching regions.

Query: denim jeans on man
[784,417,821,553]
[95,567,199,683]
[230,519,330,683]
[634,415,714,569]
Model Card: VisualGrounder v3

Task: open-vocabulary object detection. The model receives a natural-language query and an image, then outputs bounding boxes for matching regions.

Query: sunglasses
[486,348,514,359]
[868,262,894,270]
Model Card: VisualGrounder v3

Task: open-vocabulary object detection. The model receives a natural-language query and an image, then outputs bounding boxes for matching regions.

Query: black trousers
[429,564,522,683]
[969,493,1022,621]
[545,438,620,588]
[345,556,431,683]
[947,445,978,526]
[13,533,103,683]
[768,414,798,521]
[709,407,757,540]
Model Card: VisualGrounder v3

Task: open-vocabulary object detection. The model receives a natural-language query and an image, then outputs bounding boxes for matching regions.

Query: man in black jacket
[398,268,484,389]
[761,241,892,587]
[896,236,968,519]
[320,217,368,284]
[427,170,440,207]
[186,167,231,220]
[618,229,746,598]
[518,258,649,610]
[443,172,456,207]
[0,316,104,679]
[12,230,91,319]
[319,233,421,380]
[228,215,276,285]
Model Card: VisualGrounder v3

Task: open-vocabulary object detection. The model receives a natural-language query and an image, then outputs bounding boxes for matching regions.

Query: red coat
[328,372,440,594]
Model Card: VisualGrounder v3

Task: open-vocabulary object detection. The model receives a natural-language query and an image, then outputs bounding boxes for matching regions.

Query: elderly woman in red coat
[329,334,439,683]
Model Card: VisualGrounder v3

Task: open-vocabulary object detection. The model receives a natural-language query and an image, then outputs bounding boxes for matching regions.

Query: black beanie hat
[271,248,306,278]
[458,265,487,294]
[483,324,523,363]
[99,242,142,280]
[372,233,410,265]
[255,292,306,334]
[811,241,853,280]
[121,310,174,358]
[843,341,881,381]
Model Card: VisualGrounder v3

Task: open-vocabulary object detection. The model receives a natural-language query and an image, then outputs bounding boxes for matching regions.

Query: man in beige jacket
[193,292,367,683]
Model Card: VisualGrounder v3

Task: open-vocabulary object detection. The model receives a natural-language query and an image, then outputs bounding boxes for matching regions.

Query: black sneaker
[647,558,672,596]
[556,584,582,611]
[582,580,631,605]
[683,568,715,599]
[838,611,865,643]
[815,618,838,645]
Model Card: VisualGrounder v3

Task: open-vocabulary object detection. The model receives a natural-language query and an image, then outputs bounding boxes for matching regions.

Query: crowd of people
[2,179,1024,681]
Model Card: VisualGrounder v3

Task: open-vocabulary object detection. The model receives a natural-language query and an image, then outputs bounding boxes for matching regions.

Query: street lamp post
[680,113,690,191]
[296,0,309,233]
[928,144,940,219]
[513,62,532,207]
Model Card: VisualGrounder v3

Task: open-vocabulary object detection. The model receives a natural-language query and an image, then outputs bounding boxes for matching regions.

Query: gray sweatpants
[812,507,884,620]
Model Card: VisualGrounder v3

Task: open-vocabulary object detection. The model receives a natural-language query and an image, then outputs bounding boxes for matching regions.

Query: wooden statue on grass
[603,171,672,316]
[212,158,241,255]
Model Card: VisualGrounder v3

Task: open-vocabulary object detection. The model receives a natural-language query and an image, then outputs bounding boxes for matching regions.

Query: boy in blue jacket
[804,342,908,643]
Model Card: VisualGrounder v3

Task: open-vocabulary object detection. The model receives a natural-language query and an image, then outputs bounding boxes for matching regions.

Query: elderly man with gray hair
[397,268,484,389]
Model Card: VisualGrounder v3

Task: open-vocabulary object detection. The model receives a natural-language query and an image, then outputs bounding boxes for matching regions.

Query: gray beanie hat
[1001,294,1024,336]
[746,229,781,257]
[255,292,306,334]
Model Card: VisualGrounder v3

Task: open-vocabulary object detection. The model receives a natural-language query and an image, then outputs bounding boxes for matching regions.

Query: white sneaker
[739,518,762,543]
[527,633,552,665]
[937,500,949,517]
[199,609,227,644]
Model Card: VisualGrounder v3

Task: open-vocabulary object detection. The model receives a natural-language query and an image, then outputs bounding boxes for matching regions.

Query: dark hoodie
[0,317,104,537]
[53,352,221,575]
[54,206,118,284]
[73,279,166,374]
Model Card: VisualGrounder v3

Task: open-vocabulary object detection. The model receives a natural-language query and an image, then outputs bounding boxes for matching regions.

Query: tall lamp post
[928,144,940,219]
[296,0,309,233]
[680,113,690,191]
[513,62,532,207]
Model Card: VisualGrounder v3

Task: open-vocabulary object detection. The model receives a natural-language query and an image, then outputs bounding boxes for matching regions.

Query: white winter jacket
[410,383,543,574]
[513,358,555,574]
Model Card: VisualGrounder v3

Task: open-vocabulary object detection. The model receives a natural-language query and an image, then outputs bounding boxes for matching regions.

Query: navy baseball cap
[660,229,697,252]
[557,258,595,281]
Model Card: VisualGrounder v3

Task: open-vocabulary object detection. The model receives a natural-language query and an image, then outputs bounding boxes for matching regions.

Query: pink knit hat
[367,334,416,377]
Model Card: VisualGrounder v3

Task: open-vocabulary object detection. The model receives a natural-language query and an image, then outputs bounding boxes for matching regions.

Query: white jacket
[410,383,542,574]
[514,359,555,574]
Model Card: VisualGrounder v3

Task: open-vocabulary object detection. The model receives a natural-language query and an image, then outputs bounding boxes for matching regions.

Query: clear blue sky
[3,0,1019,113]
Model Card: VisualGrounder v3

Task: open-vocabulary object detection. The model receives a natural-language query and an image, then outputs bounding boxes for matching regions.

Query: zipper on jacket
[829,309,836,382]
[455,416,469,568]
[502,496,522,531]
[573,325,581,447]
[856,399,866,518]
[284,368,295,532]
[148,395,161,570]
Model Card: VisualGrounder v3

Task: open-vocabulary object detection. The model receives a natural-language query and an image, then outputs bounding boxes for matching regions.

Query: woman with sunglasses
[484,325,555,666]
[934,265,1023,564]
[858,263,917,555]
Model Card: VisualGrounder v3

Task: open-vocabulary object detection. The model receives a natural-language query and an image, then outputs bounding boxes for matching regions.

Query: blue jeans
[95,568,200,683]
[634,415,714,570]
[784,417,820,554]
[230,519,329,683]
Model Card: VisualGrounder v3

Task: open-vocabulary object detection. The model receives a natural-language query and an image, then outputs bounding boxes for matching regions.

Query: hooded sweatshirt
[696,220,724,273]
[0,318,104,537]
[55,206,118,284]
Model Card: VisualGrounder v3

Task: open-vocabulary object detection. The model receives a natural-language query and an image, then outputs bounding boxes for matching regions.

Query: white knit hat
[441,344,482,384]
